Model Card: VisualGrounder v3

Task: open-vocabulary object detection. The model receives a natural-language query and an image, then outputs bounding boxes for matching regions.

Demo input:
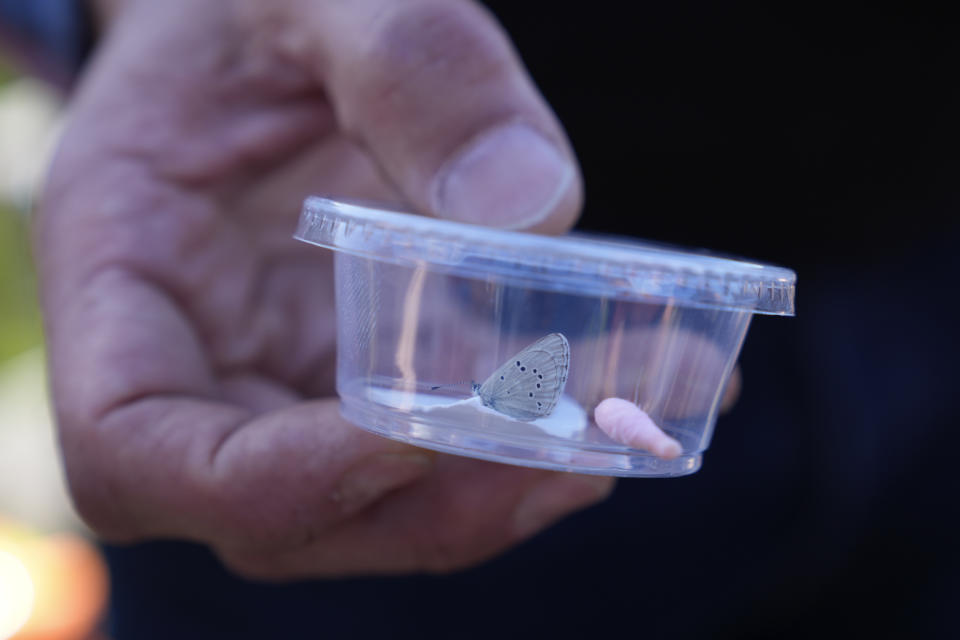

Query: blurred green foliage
[0,204,42,362]
[0,58,44,361]
[0,58,13,84]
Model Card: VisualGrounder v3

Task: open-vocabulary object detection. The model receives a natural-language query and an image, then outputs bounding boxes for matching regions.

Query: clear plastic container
[295,197,796,477]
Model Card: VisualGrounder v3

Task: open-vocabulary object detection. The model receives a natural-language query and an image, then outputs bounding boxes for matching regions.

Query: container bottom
[340,396,702,478]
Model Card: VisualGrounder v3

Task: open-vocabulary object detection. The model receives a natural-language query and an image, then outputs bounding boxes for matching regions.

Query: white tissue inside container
[365,387,587,439]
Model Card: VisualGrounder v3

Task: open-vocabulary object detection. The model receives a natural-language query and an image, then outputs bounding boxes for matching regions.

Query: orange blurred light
[0,549,34,638]
[0,520,108,640]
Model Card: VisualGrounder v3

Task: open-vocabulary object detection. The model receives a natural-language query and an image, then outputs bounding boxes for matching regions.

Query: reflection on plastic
[308,196,795,476]
[366,387,587,440]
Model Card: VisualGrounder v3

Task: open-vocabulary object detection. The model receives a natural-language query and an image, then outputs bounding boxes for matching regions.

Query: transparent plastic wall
[334,253,752,476]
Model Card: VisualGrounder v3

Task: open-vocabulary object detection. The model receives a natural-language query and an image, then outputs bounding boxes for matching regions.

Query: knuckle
[340,1,515,127]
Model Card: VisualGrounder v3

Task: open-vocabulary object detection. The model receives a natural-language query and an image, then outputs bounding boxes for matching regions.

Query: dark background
[511,1,959,267]
[106,3,959,638]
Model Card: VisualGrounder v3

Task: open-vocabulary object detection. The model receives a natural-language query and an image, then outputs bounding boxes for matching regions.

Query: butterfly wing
[476,333,570,421]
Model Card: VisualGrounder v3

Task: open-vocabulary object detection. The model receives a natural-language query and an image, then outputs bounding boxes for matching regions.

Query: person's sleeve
[0,0,94,87]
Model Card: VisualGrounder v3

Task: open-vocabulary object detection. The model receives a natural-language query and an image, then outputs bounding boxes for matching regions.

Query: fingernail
[332,452,432,516]
[513,474,614,538]
[433,123,574,228]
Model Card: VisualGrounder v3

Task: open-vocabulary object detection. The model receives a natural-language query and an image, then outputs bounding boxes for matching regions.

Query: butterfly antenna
[430,380,468,391]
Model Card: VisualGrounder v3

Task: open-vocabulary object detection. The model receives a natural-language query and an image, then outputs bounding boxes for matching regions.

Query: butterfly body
[472,333,570,421]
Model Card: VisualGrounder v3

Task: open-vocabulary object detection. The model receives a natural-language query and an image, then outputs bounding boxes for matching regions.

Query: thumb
[285,0,582,232]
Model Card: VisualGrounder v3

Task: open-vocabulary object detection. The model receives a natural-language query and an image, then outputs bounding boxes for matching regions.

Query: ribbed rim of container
[295,196,796,316]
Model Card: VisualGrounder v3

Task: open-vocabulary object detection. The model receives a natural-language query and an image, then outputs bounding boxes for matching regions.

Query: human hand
[36,0,609,579]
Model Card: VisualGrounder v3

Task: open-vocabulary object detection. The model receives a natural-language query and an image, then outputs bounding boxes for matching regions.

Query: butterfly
[471,333,570,421]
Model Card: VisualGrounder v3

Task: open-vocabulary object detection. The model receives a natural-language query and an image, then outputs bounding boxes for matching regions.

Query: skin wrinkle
[252,263,337,396]
[92,5,333,186]
[214,453,526,578]
[235,0,324,76]
[163,101,335,187]
[66,396,249,542]
[226,1,327,99]
[344,3,515,119]
[48,154,328,411]
[205,6,340,182]
[220,469,441,579]
[42,159,221,291]
[202,252,324,391]
[57,123,327,375]
[218,374,305,415]
[59,183,280,383]
[203,415,312,548]
[200,404,392,552]
[65,54,191,179]
[216,134,392,219]
[52,268,213,424]
[136,405,249,541]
